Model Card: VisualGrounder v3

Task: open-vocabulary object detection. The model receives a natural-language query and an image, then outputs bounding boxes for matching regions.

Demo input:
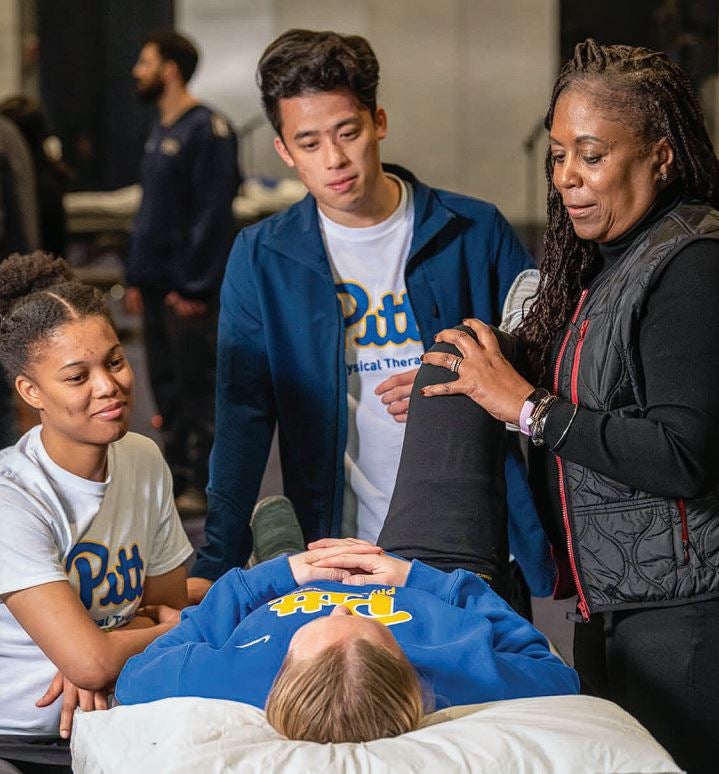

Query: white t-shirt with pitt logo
[0,426,193,735]
[319,176,424,542]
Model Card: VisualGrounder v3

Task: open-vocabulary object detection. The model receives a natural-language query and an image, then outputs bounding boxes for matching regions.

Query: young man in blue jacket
[117,542,578,744]
[188,29,551,605]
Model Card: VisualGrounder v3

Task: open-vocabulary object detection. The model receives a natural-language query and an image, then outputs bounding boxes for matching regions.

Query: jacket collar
[261,163,457,268]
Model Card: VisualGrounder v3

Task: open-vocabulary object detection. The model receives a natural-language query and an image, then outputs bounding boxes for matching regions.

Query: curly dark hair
[257,29,380,137]
[517,38,719,383]
[0,252,113,380]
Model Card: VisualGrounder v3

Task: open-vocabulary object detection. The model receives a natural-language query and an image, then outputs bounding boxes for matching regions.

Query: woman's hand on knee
[420,319,533,424]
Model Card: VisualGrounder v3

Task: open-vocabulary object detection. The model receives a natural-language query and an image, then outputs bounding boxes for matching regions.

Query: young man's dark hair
[257,29,379,136]
[143,30,199,85]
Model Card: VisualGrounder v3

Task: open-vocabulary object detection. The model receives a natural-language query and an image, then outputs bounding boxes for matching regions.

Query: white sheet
[71,694,681,774]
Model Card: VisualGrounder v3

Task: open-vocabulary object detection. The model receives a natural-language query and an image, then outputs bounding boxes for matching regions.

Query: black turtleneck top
[538,189,719,542]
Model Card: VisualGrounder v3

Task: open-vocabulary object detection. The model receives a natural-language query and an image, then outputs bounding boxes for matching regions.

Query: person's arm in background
[188,231,276,602]
[171,115,239,306]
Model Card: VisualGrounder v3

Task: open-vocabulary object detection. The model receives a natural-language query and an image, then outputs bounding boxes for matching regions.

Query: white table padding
[71,694,681,774]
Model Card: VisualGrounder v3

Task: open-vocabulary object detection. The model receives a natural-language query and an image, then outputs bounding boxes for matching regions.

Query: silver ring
[450,356,463,373]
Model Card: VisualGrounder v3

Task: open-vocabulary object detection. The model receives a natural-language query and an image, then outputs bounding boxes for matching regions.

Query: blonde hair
[265,637,427,743]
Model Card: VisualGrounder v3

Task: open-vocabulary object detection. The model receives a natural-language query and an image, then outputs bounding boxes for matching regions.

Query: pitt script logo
[336,282,421,349]
[65,541,144,610]
[268,587,412,627]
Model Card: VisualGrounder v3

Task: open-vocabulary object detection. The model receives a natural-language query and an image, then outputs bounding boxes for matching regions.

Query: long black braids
[517,38,719,384]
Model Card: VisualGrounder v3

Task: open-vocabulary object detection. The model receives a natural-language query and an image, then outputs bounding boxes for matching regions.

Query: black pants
[0,736,70,774]
[141,288,217,493]
[575,598,719,774]
[378,326,514,601]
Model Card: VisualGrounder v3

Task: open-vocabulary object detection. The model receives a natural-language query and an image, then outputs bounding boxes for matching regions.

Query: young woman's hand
[186,576,213,605]
[36,670,111,739]
[420,319,534,424]
[310,552,412,587]
[288,540,384,585]
[137,604,182,627]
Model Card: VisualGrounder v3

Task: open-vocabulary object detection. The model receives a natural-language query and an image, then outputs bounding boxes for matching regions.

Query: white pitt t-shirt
[319,176,424,541]
[0,427,194,735]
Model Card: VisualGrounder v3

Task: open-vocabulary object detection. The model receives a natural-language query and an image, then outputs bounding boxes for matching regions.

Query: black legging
[379,325,516,601]
[575,600,719,774]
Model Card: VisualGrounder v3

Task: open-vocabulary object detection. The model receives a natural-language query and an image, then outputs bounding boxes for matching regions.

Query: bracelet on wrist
[520,388,549,436]
[528,393,559,447]
[549,402,579,450]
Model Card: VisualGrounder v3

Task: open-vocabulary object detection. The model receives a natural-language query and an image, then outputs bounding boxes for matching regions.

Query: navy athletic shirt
[127,104,240,299]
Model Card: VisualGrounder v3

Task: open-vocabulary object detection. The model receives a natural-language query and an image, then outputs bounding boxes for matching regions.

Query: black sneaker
[249,495,306,564]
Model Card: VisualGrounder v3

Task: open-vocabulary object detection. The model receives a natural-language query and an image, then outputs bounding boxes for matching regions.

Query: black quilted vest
[552,202,719,618]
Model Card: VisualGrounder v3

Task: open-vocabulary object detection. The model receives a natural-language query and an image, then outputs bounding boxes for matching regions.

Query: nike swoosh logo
[235,635,270,649]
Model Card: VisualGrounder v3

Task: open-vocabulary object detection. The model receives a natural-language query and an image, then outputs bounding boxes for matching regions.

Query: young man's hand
[374,368,419,423]
[289,540,383,585]
[310,551,411,587]
[137,604,182,627]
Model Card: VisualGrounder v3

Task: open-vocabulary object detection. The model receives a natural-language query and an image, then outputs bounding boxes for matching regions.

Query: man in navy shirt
[127,31,240,514]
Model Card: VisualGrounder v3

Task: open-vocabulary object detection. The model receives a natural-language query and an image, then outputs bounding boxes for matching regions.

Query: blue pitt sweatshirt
[116,556,578,709]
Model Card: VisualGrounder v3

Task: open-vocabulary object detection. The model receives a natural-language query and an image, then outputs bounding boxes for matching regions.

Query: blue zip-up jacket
[193,164,554,594]
[117,556,578,709]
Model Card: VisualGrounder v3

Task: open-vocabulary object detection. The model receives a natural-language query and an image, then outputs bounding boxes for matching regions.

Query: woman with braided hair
[420,39,719,771]
[0,253,194,773]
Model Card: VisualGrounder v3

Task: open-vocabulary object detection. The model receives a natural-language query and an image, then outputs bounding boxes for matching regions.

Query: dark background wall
[561,0,718,95]
[36,0,173,191]
[30,1,719,196]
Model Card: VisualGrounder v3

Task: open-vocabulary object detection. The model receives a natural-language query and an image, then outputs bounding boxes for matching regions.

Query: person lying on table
[116,542,578,744]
